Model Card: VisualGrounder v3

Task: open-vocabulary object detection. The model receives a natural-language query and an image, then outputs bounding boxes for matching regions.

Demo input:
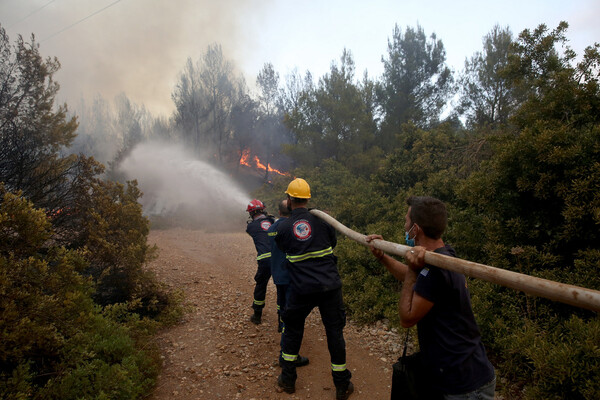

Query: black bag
[390,331,442,400]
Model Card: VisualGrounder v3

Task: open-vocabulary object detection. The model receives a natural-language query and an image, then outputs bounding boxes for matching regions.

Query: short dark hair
[406,196,447,239]
[279,200,290,216]
[289,196,308,206]
[250,209,266,218]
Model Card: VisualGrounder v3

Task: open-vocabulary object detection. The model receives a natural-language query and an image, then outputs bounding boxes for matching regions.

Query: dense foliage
[3,16,599,399]
[0,28,182,398]
[0,187,162,399]
[255,22,600,399]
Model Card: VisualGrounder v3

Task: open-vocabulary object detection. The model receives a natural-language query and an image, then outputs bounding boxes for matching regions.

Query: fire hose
[310,209,600,312]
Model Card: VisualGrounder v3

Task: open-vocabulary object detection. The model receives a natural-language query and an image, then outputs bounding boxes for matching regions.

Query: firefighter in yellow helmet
[274,178,354,399]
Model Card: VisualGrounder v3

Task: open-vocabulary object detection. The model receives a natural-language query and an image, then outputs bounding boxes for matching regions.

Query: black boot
[277,374,295,394]
[294,355,309,367]
[336,381,354,400]
[250,310,262,324]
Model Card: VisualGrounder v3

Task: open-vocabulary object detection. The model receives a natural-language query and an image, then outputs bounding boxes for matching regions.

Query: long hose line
[310,209,600,312]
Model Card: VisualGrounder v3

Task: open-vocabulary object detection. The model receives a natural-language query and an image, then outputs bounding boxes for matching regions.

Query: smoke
[0,0,276,117]
[118,140,250,230]
[2,0,597,121]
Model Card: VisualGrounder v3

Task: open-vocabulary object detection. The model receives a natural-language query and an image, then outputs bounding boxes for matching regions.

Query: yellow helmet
[285,178,311,199]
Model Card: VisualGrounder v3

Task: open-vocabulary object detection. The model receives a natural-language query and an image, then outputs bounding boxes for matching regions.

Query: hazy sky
[1,0,598,118]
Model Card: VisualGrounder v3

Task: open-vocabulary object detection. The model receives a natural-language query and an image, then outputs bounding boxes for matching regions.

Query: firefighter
[267,199,293,333]
[274,178,354,400]
[268,199,309,367]
[245,199,275,324]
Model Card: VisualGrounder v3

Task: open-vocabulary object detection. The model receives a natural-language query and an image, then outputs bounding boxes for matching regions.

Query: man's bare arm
[400,246,434,327]
[378,253,408,281]
[399,268,434,327]
[366,234,408,281]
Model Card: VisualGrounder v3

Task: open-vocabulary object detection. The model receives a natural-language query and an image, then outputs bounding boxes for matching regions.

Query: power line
[8,0,57,29]
[41,0,124,43]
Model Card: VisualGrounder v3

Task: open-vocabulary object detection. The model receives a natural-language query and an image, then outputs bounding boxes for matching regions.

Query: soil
[145,228,406,400]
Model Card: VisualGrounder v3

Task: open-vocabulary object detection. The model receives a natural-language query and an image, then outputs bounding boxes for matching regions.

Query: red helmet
[246,199,265,213]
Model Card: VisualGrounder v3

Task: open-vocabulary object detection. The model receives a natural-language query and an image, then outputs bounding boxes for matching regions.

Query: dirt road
[146,228,404,400]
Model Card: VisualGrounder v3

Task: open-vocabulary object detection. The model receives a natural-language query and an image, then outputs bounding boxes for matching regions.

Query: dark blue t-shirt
[414,245,494,395]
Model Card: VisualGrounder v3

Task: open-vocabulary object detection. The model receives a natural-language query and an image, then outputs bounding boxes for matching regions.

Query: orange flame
[239,149,252,168]
[239,149,289,176]
[47,207,72,219]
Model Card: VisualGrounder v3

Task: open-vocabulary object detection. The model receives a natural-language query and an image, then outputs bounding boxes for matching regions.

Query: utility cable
[8,0,56,29]
[41,0,124,43]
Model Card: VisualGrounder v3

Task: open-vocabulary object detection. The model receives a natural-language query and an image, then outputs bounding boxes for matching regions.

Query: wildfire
[47,207,72,219]
[239,149,289,176]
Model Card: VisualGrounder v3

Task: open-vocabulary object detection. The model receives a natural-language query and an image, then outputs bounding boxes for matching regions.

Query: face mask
[405,224,416,247]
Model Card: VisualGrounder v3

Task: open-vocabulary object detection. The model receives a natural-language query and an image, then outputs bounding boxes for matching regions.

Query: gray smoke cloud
[3,0,596,120]
[1,0,274,117]
[118,141,250,230]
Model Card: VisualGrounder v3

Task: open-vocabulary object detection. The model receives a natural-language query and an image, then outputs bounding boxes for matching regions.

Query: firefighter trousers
[280,287,351,387]
[252,258,271,311]
[276,284,289,329]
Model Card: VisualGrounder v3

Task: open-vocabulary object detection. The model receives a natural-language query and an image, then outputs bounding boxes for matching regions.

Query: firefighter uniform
[246,214,275,317]
[267,217,291,332]
[275,207,352,390]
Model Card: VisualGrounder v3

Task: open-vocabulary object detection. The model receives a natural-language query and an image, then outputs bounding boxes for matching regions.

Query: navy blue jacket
[246,215,275,259]
[267,217,290,285]
[274,208,341,294]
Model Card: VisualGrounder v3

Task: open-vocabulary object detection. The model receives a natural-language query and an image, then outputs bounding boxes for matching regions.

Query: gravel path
[145,228,407,400]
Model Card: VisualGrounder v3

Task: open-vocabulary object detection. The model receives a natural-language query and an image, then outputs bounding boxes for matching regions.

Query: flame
[239,149,289,176]
[239,149,252,168]
[47,207,72,219]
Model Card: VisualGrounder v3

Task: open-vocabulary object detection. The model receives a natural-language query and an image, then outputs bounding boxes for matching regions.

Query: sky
[1,0,598,118]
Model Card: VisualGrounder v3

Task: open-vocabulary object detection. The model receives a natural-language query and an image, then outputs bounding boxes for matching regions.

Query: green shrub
[336,237,401,325]
[0,187,162,399]
[39,313,160,400]
[521,316,600,400]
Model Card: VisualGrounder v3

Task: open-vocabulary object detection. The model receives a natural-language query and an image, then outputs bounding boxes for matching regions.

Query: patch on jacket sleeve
[260,220,272,231]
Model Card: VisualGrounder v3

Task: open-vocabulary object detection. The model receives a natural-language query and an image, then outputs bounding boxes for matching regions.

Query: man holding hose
[366,195,495,399]
[275,178,354,400]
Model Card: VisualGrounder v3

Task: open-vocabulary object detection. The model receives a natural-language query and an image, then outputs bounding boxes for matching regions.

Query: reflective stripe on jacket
[274,208,341,294]
[246,215,275,258]
[286,246,333,263]
[256,252,271,261]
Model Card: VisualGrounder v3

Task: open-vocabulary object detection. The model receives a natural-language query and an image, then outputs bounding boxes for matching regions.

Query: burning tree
[172,52,293,180]
[172,44,244,164]
[256,62,283,181]
[238,148,289,178]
